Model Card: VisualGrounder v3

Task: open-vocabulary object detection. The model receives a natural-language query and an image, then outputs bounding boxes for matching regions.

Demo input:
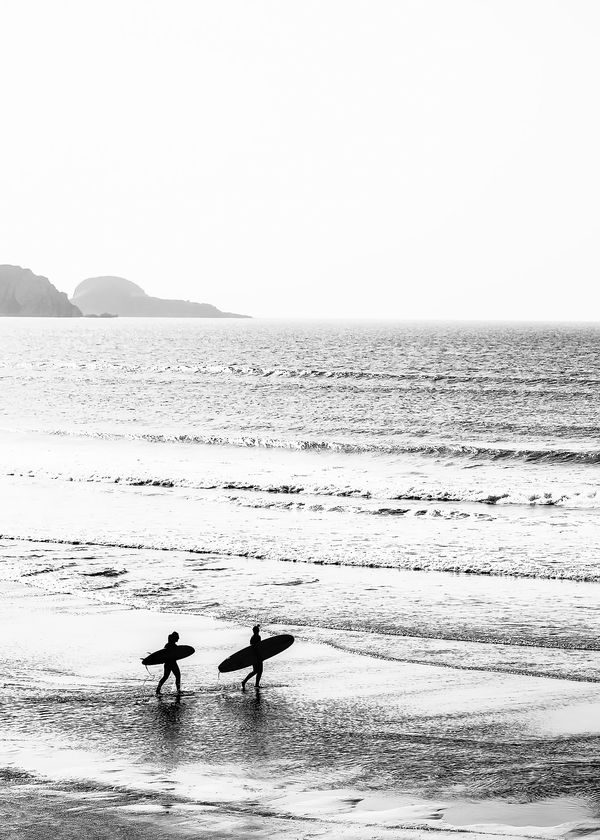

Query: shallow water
[3,583,600,837]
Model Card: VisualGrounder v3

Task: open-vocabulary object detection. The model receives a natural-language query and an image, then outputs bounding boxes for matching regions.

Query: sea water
[1,317,600,833]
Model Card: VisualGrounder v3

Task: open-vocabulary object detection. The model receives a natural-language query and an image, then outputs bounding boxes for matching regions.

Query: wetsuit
[156,641,181,694]
[242,632,263,688]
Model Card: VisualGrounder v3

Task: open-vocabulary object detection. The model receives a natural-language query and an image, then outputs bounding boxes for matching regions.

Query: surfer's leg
[255,662,263,688]
[156,665,171,695]
[242,668,256,690]
[173,662,181,693]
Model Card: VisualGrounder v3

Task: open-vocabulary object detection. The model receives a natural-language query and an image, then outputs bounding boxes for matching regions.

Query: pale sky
[1,1,599,319]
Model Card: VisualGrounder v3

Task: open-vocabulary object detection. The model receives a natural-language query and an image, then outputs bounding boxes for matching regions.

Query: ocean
[2,317,600,838]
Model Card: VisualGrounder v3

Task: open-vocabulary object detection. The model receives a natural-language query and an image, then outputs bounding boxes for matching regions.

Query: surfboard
[142,645,195,666]
[218,634,294,673]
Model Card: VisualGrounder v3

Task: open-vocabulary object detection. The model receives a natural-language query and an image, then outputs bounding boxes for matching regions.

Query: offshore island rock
[71,276,249,318]
[0,265,81,317]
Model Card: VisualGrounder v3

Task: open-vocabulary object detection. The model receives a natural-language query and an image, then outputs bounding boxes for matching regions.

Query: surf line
[3,531,600,586]
[278,619,600,653]
[306,637,600,685]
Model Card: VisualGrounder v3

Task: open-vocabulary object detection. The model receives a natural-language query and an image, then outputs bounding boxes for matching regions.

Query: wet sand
[2,574,600,838]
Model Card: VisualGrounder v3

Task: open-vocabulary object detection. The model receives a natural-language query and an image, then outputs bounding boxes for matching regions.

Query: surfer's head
[252,625,260,634]
[168,631,179,644]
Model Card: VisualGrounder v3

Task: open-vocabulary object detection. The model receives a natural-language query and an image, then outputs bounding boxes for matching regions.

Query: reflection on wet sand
[3,573,600,838]
[153,693,185,763]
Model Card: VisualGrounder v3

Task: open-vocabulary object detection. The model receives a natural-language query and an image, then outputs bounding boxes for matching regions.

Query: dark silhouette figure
[156,631,182,695]
[242,625,263,691]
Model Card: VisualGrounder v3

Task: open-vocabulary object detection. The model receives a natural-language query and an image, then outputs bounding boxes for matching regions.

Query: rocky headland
[0,266,81,317]
[71,276,249,318]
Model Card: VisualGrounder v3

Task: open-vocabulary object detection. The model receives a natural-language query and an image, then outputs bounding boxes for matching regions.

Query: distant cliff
[0,266,81,317]
[71,276,250,318]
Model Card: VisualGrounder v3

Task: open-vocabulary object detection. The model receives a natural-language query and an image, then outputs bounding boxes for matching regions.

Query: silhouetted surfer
[156,631,182,695]
[242,625,263,691]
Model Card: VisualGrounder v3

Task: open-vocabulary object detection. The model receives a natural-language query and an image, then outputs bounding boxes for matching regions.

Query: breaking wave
[44,427,600,465]
[6,466,600,508]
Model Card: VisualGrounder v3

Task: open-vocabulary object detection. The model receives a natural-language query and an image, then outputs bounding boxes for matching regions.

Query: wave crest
[6,359,600,389]
[46,427,600,466]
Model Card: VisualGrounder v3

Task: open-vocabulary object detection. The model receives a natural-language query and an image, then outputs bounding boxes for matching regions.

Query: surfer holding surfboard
[141,634,195,695]
[218,629,294,689]
[156,631,182,695]
[139,631,185,695]
[241,625,263,691]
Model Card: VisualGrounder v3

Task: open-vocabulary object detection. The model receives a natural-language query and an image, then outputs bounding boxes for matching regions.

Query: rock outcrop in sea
[0,265,82,317]
[71,276,249,318]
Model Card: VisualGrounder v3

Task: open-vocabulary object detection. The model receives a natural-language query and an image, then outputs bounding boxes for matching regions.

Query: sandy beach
[3,557,600,839]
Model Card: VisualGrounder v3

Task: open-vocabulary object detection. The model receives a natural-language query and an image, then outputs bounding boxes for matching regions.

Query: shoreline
[2,573,600,838]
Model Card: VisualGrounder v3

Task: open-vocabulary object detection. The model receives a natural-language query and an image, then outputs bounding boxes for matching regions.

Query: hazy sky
[1,1,600,318]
